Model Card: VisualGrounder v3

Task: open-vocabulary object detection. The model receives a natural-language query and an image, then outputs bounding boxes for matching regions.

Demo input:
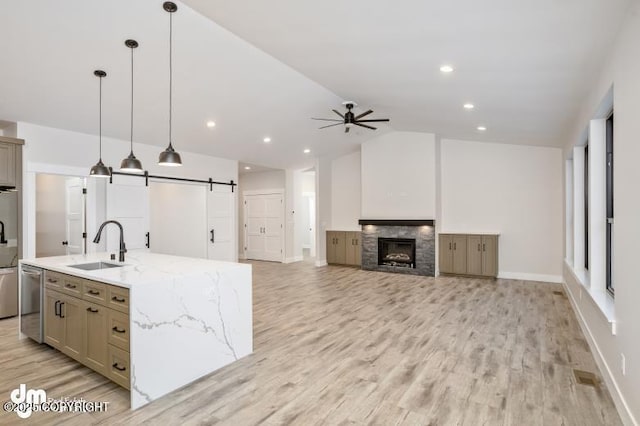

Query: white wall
[440,139,563,281]
[361,131,436,219]
[18,122,238,259]
[331,151,361,230]
[561,3,640,423]
[237,170,285,258]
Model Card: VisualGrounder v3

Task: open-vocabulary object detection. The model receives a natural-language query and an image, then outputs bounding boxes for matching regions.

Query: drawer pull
[112,326,126,334]
[47,278,58,283]
[111,296,126,303]
[87,289,101,296]
[112,363,126,372]
[86,307,99,313]
[65,283,77,289]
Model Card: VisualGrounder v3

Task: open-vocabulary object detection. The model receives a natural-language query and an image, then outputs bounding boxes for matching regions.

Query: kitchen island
[20,251,252,409]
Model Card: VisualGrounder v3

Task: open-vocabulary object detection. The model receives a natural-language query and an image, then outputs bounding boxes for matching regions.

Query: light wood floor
[0,261,622,425]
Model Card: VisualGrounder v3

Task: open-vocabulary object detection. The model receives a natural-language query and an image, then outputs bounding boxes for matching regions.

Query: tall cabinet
[439,233,498,277]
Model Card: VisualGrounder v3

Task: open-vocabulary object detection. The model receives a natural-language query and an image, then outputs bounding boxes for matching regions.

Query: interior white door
[106,175,149,254]
[149,181,208,258]
[64,177,85,255]
[243,192,283,262]
[207,186,235,262]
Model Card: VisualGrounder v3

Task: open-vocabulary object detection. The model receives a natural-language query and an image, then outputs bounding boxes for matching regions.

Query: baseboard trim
[283,256,304,264]
[497,271,563,283]
[563,280,637,426]
[315,260,328,267]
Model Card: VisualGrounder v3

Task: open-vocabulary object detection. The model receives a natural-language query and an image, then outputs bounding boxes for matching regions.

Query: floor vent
[552,290,565,296]
[574,369,599,387]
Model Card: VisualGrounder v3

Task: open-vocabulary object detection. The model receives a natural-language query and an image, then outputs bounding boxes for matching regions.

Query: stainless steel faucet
[93,220,127,262]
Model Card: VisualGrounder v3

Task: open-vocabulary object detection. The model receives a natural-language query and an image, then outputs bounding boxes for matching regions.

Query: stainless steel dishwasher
[20,265,43,343]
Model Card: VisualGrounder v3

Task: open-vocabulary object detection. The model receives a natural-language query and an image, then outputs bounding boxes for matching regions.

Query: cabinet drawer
[44,271,64,290]
[83,280,107,306]
[108,344,130,390]
[107,285,129,313]
[60,275,83,297]
[108,310,130,351]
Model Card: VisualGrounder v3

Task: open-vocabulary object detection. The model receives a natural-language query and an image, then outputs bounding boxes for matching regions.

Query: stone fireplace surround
[359,219,435,276]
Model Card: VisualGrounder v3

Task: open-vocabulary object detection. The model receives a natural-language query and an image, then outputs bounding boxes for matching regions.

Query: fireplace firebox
[378,238,416,268]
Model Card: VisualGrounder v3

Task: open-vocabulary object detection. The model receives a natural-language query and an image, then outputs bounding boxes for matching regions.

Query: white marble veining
[20,251,253,410]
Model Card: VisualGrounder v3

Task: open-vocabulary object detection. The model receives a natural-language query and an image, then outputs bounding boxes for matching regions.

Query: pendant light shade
[121,39,144,173]
[159,1,182,167]
[90,70,111,178]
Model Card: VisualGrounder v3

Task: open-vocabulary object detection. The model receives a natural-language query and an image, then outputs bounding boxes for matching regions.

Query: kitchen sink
[68,262,123,271]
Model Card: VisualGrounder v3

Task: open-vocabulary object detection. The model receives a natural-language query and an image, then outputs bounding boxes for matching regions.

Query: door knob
[61,241,69,246]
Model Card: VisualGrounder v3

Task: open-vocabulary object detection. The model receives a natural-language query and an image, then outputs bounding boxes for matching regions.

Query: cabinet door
[452,235,468,274]
[334,232,347,264]
[326,231,336,264]
[467,235,483,276]
[481,235,498,277]
[345,232,358,265]
[61,295,85,361]
[352,232,362,266]
[0,143,15,186]
[438,235,453,273]
[84,302,108,375]
[44,290,64,348]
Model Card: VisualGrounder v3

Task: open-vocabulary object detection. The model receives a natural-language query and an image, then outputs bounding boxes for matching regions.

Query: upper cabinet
[0,142,16,186]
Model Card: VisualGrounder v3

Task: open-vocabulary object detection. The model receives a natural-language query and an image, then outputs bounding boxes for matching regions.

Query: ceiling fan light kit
[312,101,390,133]
[89,69,111,178]
[158,1,183,167]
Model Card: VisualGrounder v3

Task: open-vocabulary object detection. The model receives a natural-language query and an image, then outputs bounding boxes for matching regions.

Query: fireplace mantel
[358,219,435,226]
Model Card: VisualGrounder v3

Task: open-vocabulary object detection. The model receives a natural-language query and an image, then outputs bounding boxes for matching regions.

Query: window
[584,144,589,270]
[606,112,614,294]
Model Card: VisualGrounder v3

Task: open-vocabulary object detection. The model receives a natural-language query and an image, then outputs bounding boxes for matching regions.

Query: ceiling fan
[312,101,390,133]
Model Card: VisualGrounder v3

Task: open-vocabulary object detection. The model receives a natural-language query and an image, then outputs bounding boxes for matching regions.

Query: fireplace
[378,238,416,268]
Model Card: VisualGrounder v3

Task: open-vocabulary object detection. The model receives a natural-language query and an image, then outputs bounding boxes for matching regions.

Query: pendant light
[89,70,111,178]
[158,1,183,167]
[120,39,144,172]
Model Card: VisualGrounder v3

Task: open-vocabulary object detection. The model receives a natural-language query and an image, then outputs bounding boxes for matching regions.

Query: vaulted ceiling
[0,0,630,170]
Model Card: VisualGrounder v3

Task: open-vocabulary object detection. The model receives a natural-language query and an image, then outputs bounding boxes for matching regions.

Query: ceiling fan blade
[318,123,343,129]
[312,118,343,122]
[355,118,390,123]
[355,122,377,130]
[332,109,345,119]
[355,109,373,120]
[345,126,350,133]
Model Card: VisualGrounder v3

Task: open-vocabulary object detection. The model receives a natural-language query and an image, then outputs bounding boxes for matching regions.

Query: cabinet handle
[87,307,99,313]
[145,232,150,249]
[454,242,456,250]
[54,300,61,317]
[65,283,77,289]
[112,326,126,334]
[47,278,58,283]
[210,229,215,243]
[111,296,126,303]
[483,243,486,251]
[59,302,65,319]
[87,289,100,296]
[112,363,126,372]
[478,243,481,251]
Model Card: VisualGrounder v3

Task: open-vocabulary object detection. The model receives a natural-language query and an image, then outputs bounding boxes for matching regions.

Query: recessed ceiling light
[463,103,475,110]
[244,166,251,170]
[263,137,271,143]
[440,65,454,73]
[206,121,216,128]
[477,126,487,131]
[303,148,311,154]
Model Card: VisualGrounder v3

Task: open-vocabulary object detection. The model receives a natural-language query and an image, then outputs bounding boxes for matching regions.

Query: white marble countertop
[20,251,250,289]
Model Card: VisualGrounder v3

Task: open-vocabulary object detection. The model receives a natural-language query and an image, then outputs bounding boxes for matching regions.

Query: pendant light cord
[168,11,173,147]
[130,45,134,154]
[99,75,103,160]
